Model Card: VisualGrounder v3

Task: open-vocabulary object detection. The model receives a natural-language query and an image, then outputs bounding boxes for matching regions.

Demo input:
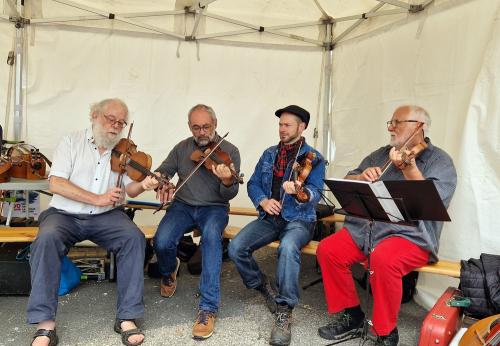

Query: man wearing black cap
[228,105,325,346]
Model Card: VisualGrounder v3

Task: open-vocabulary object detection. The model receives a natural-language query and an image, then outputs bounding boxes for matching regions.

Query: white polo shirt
[49,128,131,215]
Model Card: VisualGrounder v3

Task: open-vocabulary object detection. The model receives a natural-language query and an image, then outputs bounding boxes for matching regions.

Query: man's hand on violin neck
[260,198,282,215]
[389,147,414,170]
[211,163,233,186]
[141,175,160,191]
[98,187,124,206]
[282,181,299,195]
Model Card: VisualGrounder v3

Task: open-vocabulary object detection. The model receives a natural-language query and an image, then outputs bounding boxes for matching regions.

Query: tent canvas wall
[1,0,498,308]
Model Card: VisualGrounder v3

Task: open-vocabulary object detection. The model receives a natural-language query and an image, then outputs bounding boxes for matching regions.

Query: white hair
[89,98,129,122]
[401,105,431,136]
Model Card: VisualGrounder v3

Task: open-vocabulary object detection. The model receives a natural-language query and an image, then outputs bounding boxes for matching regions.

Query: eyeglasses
[386,119,421,129]
[102,114,128,129]
[191,124,212,133]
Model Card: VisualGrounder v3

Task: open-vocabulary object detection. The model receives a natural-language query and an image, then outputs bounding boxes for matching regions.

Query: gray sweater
[155,134,240,207]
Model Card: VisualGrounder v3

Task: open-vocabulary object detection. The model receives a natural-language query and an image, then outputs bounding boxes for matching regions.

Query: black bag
[187,246,202,276]
[313,203,335,241]
[315,203,335,219]
[459,253,500,318]
[177,235,198,262]
[0,243,32,295]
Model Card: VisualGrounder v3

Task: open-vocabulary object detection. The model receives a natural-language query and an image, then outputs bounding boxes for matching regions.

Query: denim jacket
[247,141,325,222]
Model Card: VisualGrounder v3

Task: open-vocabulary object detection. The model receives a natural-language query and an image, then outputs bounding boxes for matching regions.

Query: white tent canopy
[1,0,499,308]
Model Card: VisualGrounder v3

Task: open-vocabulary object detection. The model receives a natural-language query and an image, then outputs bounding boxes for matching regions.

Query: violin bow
[153,132,229,214]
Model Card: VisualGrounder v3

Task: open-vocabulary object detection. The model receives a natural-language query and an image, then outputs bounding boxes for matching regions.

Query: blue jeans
[153,201,229,313]
[228,216,315,308]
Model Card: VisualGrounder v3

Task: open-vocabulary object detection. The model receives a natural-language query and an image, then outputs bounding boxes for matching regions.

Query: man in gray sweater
[153,104,241,340]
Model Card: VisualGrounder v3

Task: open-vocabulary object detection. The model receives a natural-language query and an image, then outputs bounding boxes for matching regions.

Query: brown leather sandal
[113,320,145,346]
[31,328,58,346]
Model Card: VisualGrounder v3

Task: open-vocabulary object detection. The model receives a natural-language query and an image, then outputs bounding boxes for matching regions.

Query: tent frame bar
[333,3,385,45]
[53,0,185,40]
[17,0,427,48]
[376,0,410,10]
[30,10,186,24]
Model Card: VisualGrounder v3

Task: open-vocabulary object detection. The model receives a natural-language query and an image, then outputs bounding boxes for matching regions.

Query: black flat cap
[275,105,310,128]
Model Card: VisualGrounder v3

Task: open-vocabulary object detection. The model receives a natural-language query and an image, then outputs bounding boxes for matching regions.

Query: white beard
[93,122,121,149]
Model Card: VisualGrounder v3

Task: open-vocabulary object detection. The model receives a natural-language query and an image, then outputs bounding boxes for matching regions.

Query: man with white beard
[28,98,156,346]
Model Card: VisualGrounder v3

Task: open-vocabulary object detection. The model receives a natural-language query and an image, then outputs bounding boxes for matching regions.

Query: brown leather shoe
[160,257,180,298]
[192,310,216,340]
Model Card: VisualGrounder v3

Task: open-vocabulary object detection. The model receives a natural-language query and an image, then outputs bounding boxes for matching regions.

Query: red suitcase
[418,287,463,346]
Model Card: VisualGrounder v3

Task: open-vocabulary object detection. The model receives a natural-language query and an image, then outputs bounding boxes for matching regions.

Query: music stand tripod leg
[359,219,377,343]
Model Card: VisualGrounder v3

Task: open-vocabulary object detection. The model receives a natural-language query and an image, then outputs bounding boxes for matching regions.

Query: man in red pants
[316,105,457,346]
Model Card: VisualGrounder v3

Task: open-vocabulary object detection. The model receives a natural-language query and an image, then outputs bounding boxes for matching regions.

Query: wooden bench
[0,205,461,278]
[221,225,461,278]
[0,226,157,243]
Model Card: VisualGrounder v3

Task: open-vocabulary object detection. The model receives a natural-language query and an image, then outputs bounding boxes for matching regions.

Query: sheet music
[369,181,404,223]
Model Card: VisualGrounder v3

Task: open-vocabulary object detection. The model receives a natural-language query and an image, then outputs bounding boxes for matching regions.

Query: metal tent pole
[322,38,334,167]
[13,0,25,141]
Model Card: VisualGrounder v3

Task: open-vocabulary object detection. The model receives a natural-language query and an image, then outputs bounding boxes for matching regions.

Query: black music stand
[321,178,450,345]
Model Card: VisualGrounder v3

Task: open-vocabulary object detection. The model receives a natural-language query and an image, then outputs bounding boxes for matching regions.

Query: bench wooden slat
[0,210,460,278]
[414,260,461,278]
[125,203,346,223]
[222,226,461,277]
[0,226,157,243]
[0,227,39,242]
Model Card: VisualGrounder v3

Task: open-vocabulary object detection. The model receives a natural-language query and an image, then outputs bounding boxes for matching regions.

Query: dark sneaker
[160,257,180,298]
[256,274,278,313]
[318,309,365,340]
[269,304,292,346]
[192,309,216,340]
[375,328,399,346]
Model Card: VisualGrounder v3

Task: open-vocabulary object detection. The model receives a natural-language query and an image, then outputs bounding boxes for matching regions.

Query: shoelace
[196,311,214,325]
[375,334,395,346]
[275,311,291,329]
[329,312,352,328]
[162,276,174,286]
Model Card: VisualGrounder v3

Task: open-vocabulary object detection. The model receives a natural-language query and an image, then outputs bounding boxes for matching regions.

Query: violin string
[173,132,229,199]
[279,137,304,207]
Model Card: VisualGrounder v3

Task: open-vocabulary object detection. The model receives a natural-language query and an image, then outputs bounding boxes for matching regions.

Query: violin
[398,140,428,169]
[459,314,500,346]
[379,122,427,178]
[292,151,315,203]
[190,143,244,184]
[6,143,50,180]
[0,157,11,183]
[111,137,172,188]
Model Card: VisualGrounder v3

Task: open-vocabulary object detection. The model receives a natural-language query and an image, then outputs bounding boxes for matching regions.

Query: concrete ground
[0,248,426,346]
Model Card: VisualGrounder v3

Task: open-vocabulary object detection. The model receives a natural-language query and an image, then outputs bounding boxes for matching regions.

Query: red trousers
[317,227,429,335]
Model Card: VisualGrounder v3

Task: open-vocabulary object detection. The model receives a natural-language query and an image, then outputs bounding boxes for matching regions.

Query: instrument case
[419,286,463,346]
